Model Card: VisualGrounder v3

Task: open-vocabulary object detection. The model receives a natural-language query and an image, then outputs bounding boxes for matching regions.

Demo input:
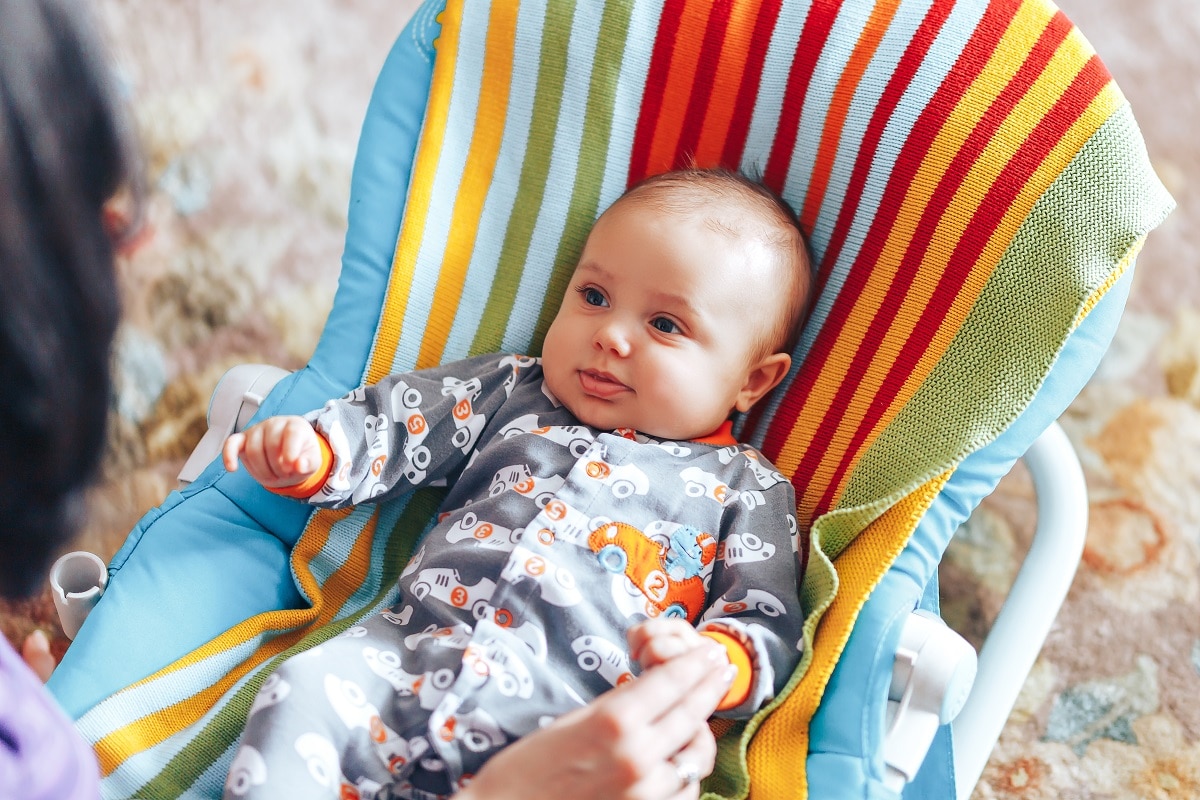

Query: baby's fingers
[222,432,246,472]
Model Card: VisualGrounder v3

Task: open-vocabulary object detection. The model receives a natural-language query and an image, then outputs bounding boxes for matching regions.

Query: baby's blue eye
[580,287,607,307]
[651,317,679,334]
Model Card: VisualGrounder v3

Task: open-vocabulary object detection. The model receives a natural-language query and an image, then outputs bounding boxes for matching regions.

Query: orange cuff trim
[701,629,753,711]
[270,433,334,499]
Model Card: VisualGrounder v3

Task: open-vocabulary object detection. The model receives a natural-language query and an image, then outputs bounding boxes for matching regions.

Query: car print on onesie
[588,522,713,621]
[441,375,486,453]
[499,546,584,607]
[581,458,650,498]
[389,380,433,483]
[409,568,496,620]
[444,510,520,550]
[570,634,635,687]
[678,466,737,506]
[701,588,788,621]
[487,464,565,508]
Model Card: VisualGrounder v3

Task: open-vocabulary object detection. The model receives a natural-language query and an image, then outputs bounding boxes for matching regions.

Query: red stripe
[675,0,735,166]
[811,10,1094,520]
[629,0,688,185]
[721,0,783,169]
[763,0,843,190]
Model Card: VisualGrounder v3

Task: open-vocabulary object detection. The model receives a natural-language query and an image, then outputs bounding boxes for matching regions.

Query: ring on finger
[673,758,701,789]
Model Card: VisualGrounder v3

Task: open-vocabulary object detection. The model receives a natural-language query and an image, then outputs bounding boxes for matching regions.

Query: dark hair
[617,168,813,360]
[0,0,133,597]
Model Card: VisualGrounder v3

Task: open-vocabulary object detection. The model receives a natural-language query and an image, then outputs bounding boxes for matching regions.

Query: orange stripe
[692,0,759,165]
[367,0,468,384]
[415,0,519,370]
[644,0,714,174]
[95,507,378,775]
[799,0,901,229]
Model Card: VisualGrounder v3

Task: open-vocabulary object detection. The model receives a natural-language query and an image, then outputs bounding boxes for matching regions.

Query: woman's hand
[457,638,733,800]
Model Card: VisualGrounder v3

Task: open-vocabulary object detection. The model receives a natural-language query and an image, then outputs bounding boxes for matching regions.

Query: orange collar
[614,420,738,446]
[690,420,737,446]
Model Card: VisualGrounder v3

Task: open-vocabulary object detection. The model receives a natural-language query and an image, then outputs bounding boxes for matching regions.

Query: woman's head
[0,0,133,597]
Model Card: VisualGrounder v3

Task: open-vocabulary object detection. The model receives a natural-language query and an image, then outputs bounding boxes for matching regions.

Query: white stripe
[738,2,810,180]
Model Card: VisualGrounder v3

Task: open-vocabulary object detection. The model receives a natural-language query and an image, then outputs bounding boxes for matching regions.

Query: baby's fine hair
[616,167,813,359]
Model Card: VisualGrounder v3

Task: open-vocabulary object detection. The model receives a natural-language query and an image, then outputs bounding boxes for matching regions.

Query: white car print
[435,706,507,754]
[719,532,777,565]
[323,674,382,731]
[413,666,458,711]
[701,588,787,620]
[380,604,414,627]
[402,622,474,653]
[653,441,693,458]
[581,459,650,498]
[409,568,496,620]
[488,464,564,507]
[362,646,422,694]
[225,745,267,796]
[679,466,737,505]
[537,499,611,548]
[739,489,768,510]
[445,510,519,550]
[571,635,635,687]
[461,638,536,698]
[350,413,391,503]
[500,546,583,607]
[529,424,595,457]
[499,413,541,439]
[499,355,539,395]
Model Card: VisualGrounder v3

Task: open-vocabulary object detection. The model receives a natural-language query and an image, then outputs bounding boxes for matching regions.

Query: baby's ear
[735,353,791,413]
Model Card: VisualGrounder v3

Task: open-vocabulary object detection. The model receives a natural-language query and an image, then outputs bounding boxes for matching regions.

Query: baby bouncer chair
[48,0,1172,797]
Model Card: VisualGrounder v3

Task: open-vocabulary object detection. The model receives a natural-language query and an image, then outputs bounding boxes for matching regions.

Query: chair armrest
[177,363,292,484]
[950,421,1088,797]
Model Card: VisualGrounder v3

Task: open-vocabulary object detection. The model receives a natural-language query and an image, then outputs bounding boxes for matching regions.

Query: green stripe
[837,105,1173,557]
[529,0,634,349]
[133,490,443,798]
[471,0,577,355]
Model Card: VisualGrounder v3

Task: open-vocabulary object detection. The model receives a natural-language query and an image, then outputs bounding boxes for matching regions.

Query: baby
[222,168,812,800]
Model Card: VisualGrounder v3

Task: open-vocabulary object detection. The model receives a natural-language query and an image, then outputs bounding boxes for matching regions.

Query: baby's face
[542,199,785,440]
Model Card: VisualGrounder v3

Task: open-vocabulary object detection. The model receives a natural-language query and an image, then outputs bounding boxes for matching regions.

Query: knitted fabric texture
[76,0,1173,797]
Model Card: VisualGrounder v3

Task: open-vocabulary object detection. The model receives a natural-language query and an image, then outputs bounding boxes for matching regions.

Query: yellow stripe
[774,0,1057,503]
[367,0,468,384]
[415,0,519,370]
[745,471,950,800]
[95,508,377,775]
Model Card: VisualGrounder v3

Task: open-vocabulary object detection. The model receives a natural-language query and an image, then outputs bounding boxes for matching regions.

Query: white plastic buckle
[883,610,978,791]
[177,364,290,484]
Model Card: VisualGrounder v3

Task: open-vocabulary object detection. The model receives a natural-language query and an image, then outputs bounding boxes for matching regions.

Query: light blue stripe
[739,1,811,178]
[188,737,242,798]
[389,0,494,374]
[501,0,607,351]
[442,0,549,362]
[339,499,412,616]
[597,0,666,207]
[781,1,871,212]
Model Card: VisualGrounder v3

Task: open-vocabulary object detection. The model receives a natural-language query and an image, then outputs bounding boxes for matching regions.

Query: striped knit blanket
[78,0,1172,797]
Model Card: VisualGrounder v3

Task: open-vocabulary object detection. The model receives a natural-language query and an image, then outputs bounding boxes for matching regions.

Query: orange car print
[587,522,714,621]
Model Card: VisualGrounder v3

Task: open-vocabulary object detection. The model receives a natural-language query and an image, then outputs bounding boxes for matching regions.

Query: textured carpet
[2,1,1195,798]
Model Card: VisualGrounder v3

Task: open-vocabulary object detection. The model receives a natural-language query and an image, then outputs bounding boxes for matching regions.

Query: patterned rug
[3,0,1196,797]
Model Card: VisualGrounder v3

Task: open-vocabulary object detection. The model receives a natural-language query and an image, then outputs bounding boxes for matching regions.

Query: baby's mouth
[579,369,630,398]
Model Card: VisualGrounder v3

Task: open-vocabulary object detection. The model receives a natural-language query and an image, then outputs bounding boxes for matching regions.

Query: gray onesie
[225,354,804,800]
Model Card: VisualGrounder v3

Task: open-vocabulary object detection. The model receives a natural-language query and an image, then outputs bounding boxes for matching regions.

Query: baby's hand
[222,415,322,489]
[628,618,726,672]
